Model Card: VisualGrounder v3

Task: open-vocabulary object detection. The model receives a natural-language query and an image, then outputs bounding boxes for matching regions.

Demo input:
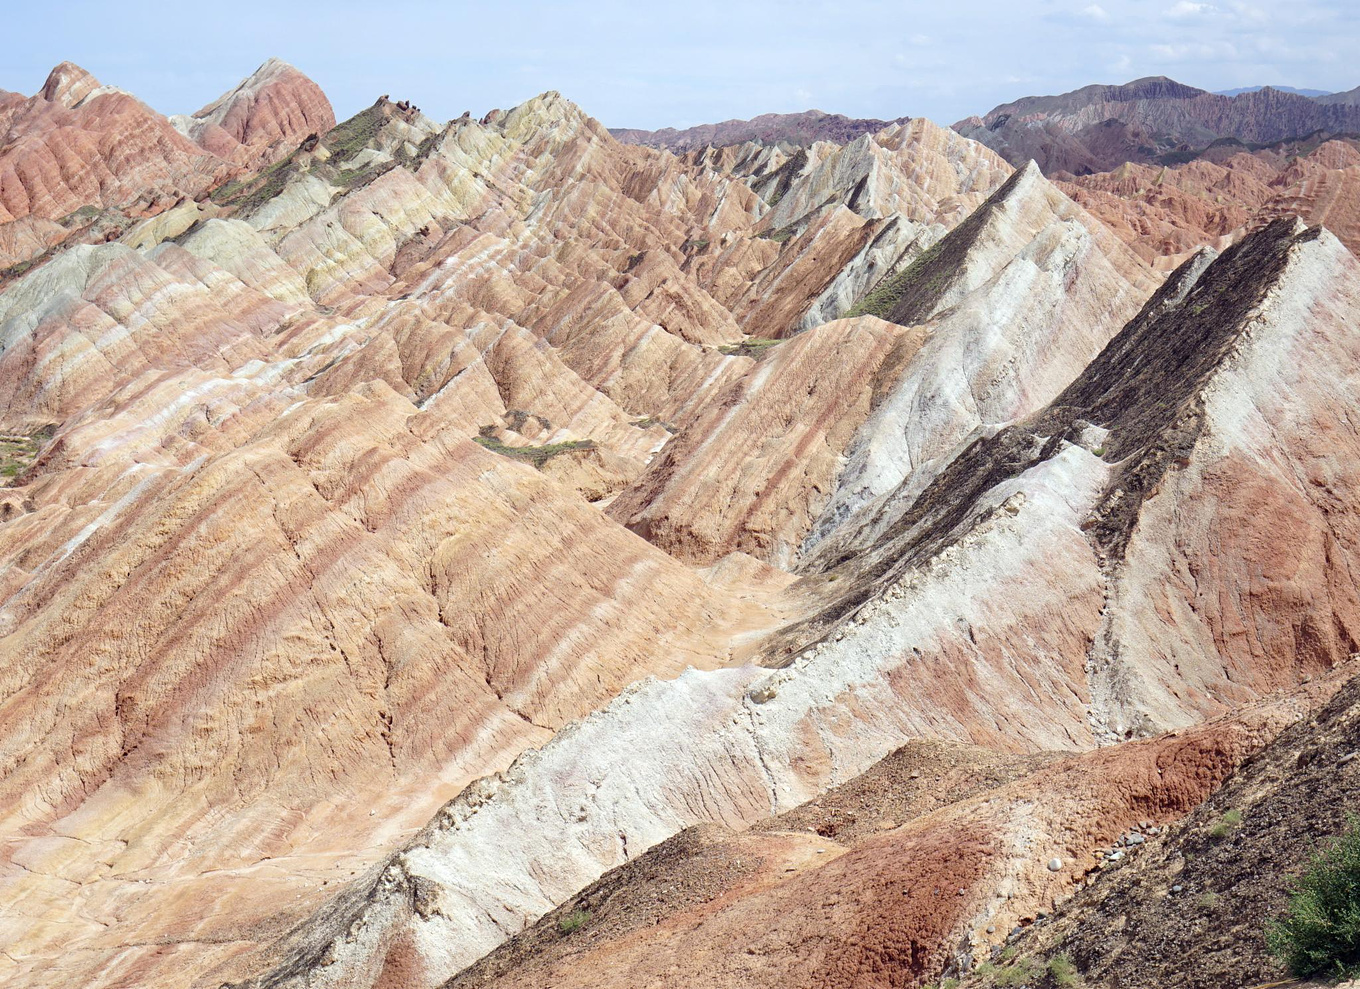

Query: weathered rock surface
[220,219,1360,989]
[443,673,1345,989]
[4,59,1360,989]
[0,59,332,271]
[171,57,336,164]
[1060,140,1360,265]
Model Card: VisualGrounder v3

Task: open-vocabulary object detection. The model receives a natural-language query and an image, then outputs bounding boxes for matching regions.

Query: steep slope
[693,117,1014,337]
[611,109,913,151]
[221,217,1357,989]
[611,162,1154,567]
[0,88,810,989]
[963,670,1360,989]
[955,77,1360,174]
[442,673,1346,989]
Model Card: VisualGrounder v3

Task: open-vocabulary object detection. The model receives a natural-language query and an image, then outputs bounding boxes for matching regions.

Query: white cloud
[1080,4,1112,22]
[1166,1,1218,18]
[1149,40,1239,61]
[909,33,933,46]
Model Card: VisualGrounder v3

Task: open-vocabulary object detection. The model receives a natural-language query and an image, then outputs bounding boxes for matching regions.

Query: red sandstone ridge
[1058,139,1360,266]
[171,57,336,163]
[0,59,332,271]
[0,62,228,228]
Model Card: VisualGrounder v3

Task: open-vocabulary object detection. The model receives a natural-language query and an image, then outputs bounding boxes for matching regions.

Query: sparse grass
[998,945,1017,963]
[558,907,590,934]
[844,239,948,320]
[718,337,782,358]
[759,225,797,243]
[1198,892,1222,910]
[1267,815,1360,979]
[210,152,300,212]
[1209,808,1244,840]
[324,104,389,165]
[0,433,43,485]
[992,956,1044,986]
[473,436,596,469]
[1049,954,1083,987]
[59,204,101,227]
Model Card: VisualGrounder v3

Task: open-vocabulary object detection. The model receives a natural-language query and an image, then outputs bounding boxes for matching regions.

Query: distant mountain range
[609,109,910,151]
[613,78,1360,176]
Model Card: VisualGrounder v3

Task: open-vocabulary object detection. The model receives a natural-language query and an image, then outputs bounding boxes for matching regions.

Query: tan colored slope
[445,672,1347,989]
[220,221,1360,989]
[0,89,824,989]
[608,316,922,566]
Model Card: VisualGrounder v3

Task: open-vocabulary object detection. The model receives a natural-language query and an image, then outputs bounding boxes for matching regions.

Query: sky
[4,0,1359,130]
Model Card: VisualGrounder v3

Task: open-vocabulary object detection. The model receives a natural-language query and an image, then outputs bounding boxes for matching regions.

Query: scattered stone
[1127,832,1145,845]
[1048,857,1064,871]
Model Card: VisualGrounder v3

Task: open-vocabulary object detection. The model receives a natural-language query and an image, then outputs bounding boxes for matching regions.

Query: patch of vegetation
[210,151,300,212]
[1198,891,1222,910]
[323,104,390,166]
[845,239,948,320]
[0,259,35,281]
[473,436,597,469]
[1048,954,1083,988]
[1208,808,1244,840]
[630,416,677,433]
[0,433,43,484]
[992,956,1045,986]
[681,238,710,253]
[59,204,102,227]
[557,907,590,934]
[1267,816,1360,980]
[718,336,782,358]
[758,225,797,243]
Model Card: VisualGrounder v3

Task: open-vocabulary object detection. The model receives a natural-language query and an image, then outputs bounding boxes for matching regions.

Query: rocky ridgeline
[0,60,1358,989]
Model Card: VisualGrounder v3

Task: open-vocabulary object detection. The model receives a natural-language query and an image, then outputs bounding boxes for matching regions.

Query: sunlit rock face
[3,58,1359,989]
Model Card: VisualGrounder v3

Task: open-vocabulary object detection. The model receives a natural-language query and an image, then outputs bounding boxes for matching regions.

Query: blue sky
[4,0,1359,129]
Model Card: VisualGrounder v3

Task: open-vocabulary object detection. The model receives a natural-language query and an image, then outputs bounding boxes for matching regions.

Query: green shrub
[558,907,590,934]
[1209,808,1244,839]
[1266,816,1360,979]
[1049,957,1082,984]
[1049,953,1082,987]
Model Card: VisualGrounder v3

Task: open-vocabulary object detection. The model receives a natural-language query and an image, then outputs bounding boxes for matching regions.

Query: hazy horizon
[5,0,1358,131]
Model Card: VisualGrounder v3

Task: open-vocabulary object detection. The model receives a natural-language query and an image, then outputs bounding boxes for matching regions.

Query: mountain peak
[40,61,102,107]
[186,57,334,152]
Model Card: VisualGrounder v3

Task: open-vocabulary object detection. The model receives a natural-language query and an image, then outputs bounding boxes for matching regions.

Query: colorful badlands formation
[0,59,1358,989]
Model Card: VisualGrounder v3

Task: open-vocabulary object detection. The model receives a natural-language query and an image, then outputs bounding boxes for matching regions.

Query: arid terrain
[2,56,1360,989]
